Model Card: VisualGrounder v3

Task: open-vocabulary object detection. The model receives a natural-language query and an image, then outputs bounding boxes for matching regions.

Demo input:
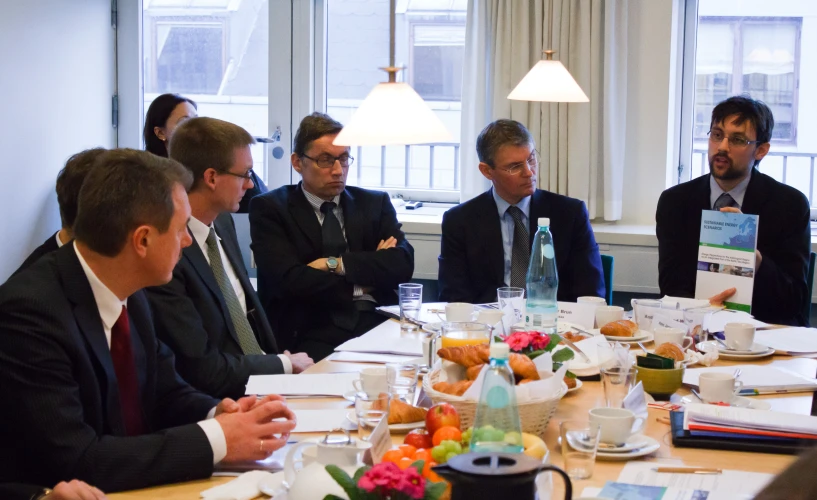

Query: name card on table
[652,313,687,332]
[557,301,597,330]
[363,416,392,465]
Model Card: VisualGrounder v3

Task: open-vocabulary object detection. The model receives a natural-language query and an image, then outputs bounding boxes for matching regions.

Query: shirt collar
[710,169,752,209]
[55,231,64,248]
[492,187,531,220]
[300,183,340,212]
[188,216,214,252]
[73,241,127,331]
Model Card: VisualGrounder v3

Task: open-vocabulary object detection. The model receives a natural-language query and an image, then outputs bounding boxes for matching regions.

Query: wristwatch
[327,257,339,273]
[32,488,52,500]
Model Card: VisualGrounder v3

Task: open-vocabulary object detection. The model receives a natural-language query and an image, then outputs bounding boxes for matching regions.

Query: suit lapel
[479,190,505,286]
[739,169,770,215]
[289,186,323,253]
[340,190,363,252]
[57,246,125,435]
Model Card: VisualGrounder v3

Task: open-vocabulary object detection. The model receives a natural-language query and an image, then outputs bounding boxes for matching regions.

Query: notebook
[683,365,817,393]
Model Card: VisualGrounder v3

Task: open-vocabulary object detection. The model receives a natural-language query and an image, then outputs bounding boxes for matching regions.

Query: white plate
[345,410,425,433]
[715,341,771,355]
[682,395,772,411]
[343,390,359,403]
[422,321,443,335]
[565,378,583,394]
[596,434,653,453]
[697,341,775,360]
[258,471,286,497]
[595,435,660,461]
[593,328,654,344]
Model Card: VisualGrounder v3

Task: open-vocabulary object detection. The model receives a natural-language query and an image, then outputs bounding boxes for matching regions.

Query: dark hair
[143,93,198,157]
[293,112,344,157]
[711,95,774,166]
[55,148,107,228]
[476,119,535,166]
[73,149,193,257]
[168,117,255,191]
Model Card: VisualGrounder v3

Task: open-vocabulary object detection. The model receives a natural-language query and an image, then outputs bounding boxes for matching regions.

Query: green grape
[445,451,458,462]
[431,445,448,463]
[503,431,522,446]
[440,440,462,454]
[460,427,473,445]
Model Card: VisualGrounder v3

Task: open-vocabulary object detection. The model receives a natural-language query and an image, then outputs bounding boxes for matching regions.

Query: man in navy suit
[438,119,605,304]
[146,117,312,400]
[15,148,106,274]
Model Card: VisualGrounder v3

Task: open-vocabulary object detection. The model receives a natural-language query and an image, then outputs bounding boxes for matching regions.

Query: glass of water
[355,392,390,441]
[386,363,419,404]
[600,365,637,408]
[559,420,601,480]
[497,287,525,324]
[399,283,423,333]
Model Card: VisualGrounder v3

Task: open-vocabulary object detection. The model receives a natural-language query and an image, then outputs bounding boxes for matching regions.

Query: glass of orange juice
[440,322,491,349]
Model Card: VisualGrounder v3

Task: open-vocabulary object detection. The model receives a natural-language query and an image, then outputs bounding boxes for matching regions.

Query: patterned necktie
[507,206,530,289]
[713,192,738,210]
[110,306,145,436]
[205,227,264,355]
[321,201,347,257]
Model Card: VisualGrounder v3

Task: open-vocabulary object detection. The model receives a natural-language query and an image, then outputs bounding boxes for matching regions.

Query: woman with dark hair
[143,93,268,212]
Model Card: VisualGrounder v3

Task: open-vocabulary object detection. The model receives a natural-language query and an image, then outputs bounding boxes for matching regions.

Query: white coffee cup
[352,367,388,394]
[578,296,607,306]
[653,327,693,350]
[595,306,624,329]
[445,302,476,322]
[724,322,756,351]
[476,309,505,327]
[588,407,645,445]
[698,372,743,404]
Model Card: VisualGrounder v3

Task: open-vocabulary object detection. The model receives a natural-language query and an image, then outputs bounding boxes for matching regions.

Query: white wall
[0,1,115,282]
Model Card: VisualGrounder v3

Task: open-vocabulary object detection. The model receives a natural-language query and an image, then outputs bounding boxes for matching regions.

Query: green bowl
[636,365,685,399]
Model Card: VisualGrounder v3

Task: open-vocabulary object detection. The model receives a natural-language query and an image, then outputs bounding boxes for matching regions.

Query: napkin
[622,381,649,420]
[684,347,718,367]
[201,470,281,500]
[459,353,566,403]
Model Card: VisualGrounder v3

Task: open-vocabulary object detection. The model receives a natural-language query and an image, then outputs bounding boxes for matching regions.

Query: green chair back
[601,254,614,305]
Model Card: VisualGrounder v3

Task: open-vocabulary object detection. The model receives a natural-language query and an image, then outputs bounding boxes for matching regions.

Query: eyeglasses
[708,130,762,149]
[220,169,254,180]
[301,153,355,169]
[495,151,539,176]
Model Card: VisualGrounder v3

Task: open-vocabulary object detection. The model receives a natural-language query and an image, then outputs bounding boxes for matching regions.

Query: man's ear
[754,142,771,163]
[131,226,152,258]
[291,153,303,175]
[154,126,167,142]
[202,168,219,190]
[478,162,495,181]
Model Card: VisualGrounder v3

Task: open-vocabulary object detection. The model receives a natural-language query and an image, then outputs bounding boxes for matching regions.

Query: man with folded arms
[438,119,605,303]
[0,149,296,492]
[146,117,313,400]
[250,112,415,361]
[15,147,106,274]
[656,96,810,326]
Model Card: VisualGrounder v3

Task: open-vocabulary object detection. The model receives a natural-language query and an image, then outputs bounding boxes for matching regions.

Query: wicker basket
[422,368,566,438]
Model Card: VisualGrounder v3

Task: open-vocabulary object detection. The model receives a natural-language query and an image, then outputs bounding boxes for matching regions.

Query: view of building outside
[692,0,817,206]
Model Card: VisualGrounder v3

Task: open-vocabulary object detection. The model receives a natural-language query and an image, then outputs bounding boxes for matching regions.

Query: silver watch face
[327,257,338,268]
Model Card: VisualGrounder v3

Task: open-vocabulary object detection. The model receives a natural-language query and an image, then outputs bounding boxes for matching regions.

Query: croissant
[387,398,427,424]
[432,380,473,396]
[437,345,489,367]
[466,364,485,380]
[653,342,685,362]
[509,353,540,381]
[601,320,638,337]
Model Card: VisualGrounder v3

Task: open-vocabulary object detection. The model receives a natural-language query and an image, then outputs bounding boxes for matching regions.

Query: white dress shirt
[73,242,228,464]
[55,231,65,248]
[188,217,292,374]
[710,169,752,210]
[492,188,532,287]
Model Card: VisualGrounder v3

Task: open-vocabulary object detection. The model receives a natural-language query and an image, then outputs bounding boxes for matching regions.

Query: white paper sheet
[683,364,817,392]
[754,327,817,355]
[334,320,424,356]
[613,461,773,499]
[245,372,359,396]
[327,351,421,364]
[707,310,770,332]
[684,403,817,435]
[291,409,355,433]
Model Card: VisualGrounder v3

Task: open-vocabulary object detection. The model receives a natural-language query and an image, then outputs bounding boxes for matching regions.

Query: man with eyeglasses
[438,119,605,304]
[249,112,414,360]
[657,96,810,326]
[146,117,313,399]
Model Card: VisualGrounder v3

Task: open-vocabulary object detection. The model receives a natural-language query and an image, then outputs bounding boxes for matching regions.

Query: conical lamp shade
[507,59,589,102]
[333,82,453,146]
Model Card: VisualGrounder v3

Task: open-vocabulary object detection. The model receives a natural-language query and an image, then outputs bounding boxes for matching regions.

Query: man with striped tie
[146,117,313,400]
[657,96,811,326]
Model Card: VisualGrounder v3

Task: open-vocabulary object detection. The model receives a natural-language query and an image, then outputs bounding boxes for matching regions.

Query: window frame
[407,18,466,102]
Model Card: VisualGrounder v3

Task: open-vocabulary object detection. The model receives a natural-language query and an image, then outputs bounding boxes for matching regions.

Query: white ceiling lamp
[508,49,589,102]
[333,0,453,146]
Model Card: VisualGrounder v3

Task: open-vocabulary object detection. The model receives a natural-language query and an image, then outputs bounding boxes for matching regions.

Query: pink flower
[530,333,551,351]
[395,467,426,499]
[505,332,531,351]
[359,462,402,493]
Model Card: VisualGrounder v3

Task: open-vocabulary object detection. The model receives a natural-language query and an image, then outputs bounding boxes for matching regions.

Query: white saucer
[596,434,653,453]
[593,328,654,344]
[595,435,660,461]
[345,410,425,433]
[343,390,359,403]
[565,378,583,394]
[716,341,770,355]
[682,395,771,410]
[697,341,775,360]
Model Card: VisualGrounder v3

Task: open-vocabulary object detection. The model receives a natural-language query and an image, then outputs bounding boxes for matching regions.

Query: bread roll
[600,319,638,337]
[654,342,685,362]
[563,376,578,389]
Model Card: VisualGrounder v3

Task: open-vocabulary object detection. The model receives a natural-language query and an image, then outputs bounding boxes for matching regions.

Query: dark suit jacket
[237,170,268,214]
[14,232,60,276]
[249,184,415,350]
[438,188,605,304]
[656,170,811,326]
[0,483,46,500]
[145,213,283,399]
[0,245,219,492]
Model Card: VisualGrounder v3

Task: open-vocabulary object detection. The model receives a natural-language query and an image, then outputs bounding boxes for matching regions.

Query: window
[149,19,226,95]
[410,24,465,101]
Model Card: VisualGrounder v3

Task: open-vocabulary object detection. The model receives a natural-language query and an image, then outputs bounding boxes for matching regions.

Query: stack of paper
[245,373,358,396]
[683,403,817,440]
[327,351,421,364]
[755,327,817,355]
[683,365,817,393]
[291,409,355,433]
[334,320,423,356]
[707,310,770,332]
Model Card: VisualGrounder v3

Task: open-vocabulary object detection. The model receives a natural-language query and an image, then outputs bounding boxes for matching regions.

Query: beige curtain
[460,0,627,220]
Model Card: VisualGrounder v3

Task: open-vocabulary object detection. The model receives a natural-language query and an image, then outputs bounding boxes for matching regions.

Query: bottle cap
[538,217,550,227]
[490,342,510,359]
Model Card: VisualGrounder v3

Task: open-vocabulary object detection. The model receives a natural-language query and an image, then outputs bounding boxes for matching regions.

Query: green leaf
[325,464,359,499]
[565,370,577,378]
[424,480,449,500]
[527,349,546,360]
[545,333,563,350]
[411,459,426,475]
[323,496,347,500]
[352,465,370,484]
[552,348,575,363]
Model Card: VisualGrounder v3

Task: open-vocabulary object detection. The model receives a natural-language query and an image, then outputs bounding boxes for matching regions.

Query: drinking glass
[684,306,715,346]
[399,283,423,333]
[630,299,668,332]
[440,322,491,349]
[600,365,637,408]
[386,363,419,404]
[497,287,525,325]
[559,420,601,480]
[355,392,390,441]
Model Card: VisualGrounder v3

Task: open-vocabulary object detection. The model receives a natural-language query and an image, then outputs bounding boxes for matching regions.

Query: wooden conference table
[111,321,816,499]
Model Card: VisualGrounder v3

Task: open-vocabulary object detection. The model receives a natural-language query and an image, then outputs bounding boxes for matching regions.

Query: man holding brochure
[656,96,810,326]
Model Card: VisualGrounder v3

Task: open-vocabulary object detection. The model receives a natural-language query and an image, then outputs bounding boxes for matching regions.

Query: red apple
[425,402,460,436]
[404,429,433,450]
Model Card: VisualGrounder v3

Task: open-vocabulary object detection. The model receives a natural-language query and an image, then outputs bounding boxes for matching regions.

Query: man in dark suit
[15,148,107,274]
[0,149,296,492]
[250,112,415,360]
[146,117,313,400]
[657,96,810,326]
[438,119,605,304]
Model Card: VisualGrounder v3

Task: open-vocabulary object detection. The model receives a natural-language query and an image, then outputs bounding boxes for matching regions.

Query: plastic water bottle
[470,342,524,453]
[525,217,558,335]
